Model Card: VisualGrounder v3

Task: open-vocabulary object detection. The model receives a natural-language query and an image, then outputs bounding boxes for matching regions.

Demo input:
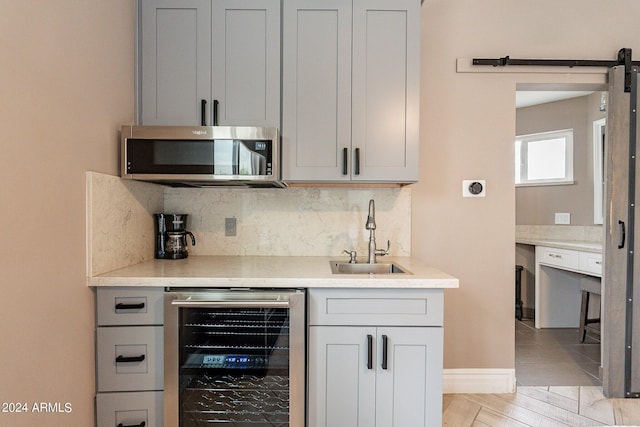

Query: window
[515,129,574,186]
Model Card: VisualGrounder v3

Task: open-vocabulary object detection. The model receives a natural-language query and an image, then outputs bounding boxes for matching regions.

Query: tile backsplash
[163,186,411,257]
[86,172,164,276]
[87,172,412,275]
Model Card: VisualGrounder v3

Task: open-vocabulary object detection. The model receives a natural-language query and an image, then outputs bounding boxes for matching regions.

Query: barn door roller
[474,48,639,92]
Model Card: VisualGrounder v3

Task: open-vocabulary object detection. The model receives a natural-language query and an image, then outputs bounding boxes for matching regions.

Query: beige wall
[0,1,134,425]
[415,0,640,370]
[516,93,606,225]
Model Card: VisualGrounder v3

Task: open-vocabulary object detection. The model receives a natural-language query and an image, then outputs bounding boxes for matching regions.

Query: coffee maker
[154,213,196,259]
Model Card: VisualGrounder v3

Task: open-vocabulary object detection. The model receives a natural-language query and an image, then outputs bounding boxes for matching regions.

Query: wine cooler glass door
[164,290,306,427]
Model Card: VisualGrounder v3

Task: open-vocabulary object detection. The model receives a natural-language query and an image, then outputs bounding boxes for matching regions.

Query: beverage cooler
[164,289,306,426]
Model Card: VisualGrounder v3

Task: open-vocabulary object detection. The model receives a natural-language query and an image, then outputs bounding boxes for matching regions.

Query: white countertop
[88,255,459,289]
[516,238,602,253]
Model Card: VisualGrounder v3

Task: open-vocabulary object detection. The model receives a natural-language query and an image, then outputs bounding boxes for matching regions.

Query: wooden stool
[579,276,601,342]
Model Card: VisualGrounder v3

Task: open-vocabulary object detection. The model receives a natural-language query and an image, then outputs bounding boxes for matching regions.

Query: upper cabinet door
[282,0,352,181]
[212,0,280,127]
[351,0,420,182]
[139,0,212,125]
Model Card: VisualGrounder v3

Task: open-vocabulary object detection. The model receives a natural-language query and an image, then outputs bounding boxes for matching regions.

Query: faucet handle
[375,240,390,257]
[343,250,358,263]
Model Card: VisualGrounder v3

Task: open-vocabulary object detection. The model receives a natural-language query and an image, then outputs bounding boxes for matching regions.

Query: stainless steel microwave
[120,125,285,188]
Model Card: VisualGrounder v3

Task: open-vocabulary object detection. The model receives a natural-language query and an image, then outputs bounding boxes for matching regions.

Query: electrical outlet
[225,217,237,236]
[555,213,571,225]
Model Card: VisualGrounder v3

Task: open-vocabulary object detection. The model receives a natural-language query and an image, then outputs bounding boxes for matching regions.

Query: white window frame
[515,129,574,187]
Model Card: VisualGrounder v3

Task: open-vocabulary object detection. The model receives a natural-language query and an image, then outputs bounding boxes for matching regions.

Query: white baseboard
[443,369,516,394]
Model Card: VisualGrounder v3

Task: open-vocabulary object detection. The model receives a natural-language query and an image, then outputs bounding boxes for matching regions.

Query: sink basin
[329,261,411,275]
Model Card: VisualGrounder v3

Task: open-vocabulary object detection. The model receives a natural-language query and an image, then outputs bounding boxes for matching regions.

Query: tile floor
[515,319,601,386]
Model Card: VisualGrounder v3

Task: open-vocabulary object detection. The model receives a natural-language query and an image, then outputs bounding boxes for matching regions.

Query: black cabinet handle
[116,355,146,363]
[201,99,207,126]
[367,335,373,370]
[354,148,360,175]
[619,220,626,249]
[342,147,348,175]
[213,99,219,126]
[115,302,145,310]
[117,422,146,427]
[381,335,388,370]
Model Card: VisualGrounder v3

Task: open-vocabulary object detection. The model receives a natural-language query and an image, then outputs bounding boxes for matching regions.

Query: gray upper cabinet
[282,0,420,183]
[139,0,211,126]
[138,0,280,127]
[282,0,353,182]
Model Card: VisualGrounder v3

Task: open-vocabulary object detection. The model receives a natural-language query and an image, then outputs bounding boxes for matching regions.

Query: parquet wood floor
[443,386,640,426]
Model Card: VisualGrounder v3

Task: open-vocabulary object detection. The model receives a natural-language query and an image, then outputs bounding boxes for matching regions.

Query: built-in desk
[516,239,603,329]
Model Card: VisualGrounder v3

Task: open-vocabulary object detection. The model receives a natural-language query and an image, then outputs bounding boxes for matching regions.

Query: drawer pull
[115,302,145,310]
[595,260,602,265]
[117,422,145,427]
[116,354,146,363]
[367,335,373,370]
[548,253,563,259]
[381,334,389,370]
[619,220,626,249]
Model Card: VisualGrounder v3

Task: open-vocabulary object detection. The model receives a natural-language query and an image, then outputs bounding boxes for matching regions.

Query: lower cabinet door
[375,327,443,427]
[96,391,163,427]
[308,325,443,427]
[308,326,376,427]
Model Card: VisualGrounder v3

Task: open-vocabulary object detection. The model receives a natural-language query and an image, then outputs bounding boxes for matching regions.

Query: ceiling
[515,91,595,108]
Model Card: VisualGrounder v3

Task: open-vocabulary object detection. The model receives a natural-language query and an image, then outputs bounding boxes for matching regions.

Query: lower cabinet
[95,287,164,427]
[96,391,163,427]
[307,288,444,427]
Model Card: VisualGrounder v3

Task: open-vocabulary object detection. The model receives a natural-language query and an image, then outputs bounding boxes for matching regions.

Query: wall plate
[462,180,486,197]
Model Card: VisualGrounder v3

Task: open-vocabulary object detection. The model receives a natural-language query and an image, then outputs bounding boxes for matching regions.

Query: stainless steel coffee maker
[154,214,196,259]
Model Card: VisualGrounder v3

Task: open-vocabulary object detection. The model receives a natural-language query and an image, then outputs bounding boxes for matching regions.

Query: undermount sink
[329,261,411,275]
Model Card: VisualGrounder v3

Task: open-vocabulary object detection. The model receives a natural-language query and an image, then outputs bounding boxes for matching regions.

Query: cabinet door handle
[342,147,348,175]
[381,334,388,370]
[619,220,626,249]
[367,335,373,370]
[213,99,219,126]
[115,302,145,310]
[354,148,360,175]
[200,99,207,126]
[117,422,146,427]
[116,354,146,363]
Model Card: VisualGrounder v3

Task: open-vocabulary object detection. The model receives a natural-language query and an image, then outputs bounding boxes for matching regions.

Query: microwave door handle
[201,99,207,126]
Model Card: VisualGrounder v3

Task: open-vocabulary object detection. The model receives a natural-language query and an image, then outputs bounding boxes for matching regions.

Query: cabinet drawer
[97,326,163,392]
[579,252,603,276]
[97,287,164,326]
[536,247,580,271]
[96,391,163,427]
[308,289,443,326]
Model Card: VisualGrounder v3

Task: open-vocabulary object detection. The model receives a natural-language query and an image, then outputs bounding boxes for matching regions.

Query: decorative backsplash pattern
[87,172,412,275]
